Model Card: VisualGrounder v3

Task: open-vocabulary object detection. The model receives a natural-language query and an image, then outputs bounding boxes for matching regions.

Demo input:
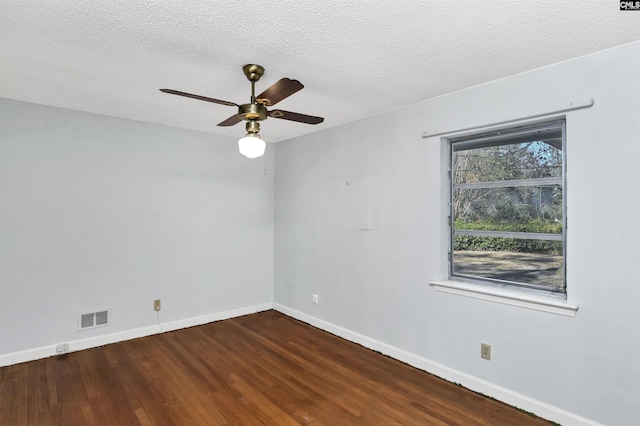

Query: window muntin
[449,121,565,293]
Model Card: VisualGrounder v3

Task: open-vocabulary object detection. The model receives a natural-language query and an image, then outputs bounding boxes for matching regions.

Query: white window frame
[429,119,579,316]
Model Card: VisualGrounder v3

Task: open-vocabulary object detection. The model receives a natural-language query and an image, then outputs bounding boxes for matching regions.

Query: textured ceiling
[1,1,639,142]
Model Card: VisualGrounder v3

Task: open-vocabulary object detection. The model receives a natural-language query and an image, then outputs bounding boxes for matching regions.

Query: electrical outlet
[56,343,69,354]
[154,299,161,311]
[481,343,491,360]
[312,294,319,305]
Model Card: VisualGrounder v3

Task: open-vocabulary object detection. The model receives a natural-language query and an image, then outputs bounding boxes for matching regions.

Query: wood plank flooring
[1,310,553,425]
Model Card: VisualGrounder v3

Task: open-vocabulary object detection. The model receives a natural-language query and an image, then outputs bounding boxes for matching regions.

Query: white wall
[274,41,640,426]
[0,100,273,357]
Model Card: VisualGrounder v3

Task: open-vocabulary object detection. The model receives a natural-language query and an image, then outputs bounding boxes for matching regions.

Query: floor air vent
[78,309,111,330]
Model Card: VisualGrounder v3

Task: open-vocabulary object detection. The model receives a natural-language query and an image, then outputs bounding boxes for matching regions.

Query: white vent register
[78,309,111,330]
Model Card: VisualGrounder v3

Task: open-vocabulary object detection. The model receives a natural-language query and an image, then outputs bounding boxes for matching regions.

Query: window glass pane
[454,140,562,184]
[453,186,563,230]
[452,244,563,291]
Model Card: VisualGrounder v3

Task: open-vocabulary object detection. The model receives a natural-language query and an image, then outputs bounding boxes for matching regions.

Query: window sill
[429,280,578,317]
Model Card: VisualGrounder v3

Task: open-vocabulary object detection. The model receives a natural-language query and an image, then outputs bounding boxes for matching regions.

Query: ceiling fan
[160,64,324,158]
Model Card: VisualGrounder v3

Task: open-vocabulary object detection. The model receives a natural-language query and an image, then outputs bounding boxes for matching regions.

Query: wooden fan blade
[159,89,238,107]
[269,109,324,125]
[256,78,304,106]
[217,114,243,127]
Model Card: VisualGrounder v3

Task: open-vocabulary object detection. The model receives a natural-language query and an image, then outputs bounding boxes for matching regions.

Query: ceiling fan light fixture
[160,64,323,159]
[238,134,266,158]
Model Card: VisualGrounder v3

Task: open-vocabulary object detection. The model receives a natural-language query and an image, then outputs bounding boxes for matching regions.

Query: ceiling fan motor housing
[239,103,268,121]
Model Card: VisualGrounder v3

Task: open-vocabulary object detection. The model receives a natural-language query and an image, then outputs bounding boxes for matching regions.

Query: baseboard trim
[273,303,602,426]
[1,302,601,425]
[0,302,273,367]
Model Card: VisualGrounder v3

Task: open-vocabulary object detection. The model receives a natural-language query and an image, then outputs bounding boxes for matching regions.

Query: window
[448,120,565,295]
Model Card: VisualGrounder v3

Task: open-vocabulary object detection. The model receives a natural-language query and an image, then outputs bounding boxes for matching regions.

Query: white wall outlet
[154,299,161,311]
[481,343,491,360]
[312,294,319,305]
[56,343,69,354]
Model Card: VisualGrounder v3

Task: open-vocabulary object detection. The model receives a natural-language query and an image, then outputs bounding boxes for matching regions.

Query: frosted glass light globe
[238,135,266,158]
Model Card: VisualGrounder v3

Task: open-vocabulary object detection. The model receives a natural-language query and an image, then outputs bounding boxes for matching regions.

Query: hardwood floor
[1,310,553,425]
